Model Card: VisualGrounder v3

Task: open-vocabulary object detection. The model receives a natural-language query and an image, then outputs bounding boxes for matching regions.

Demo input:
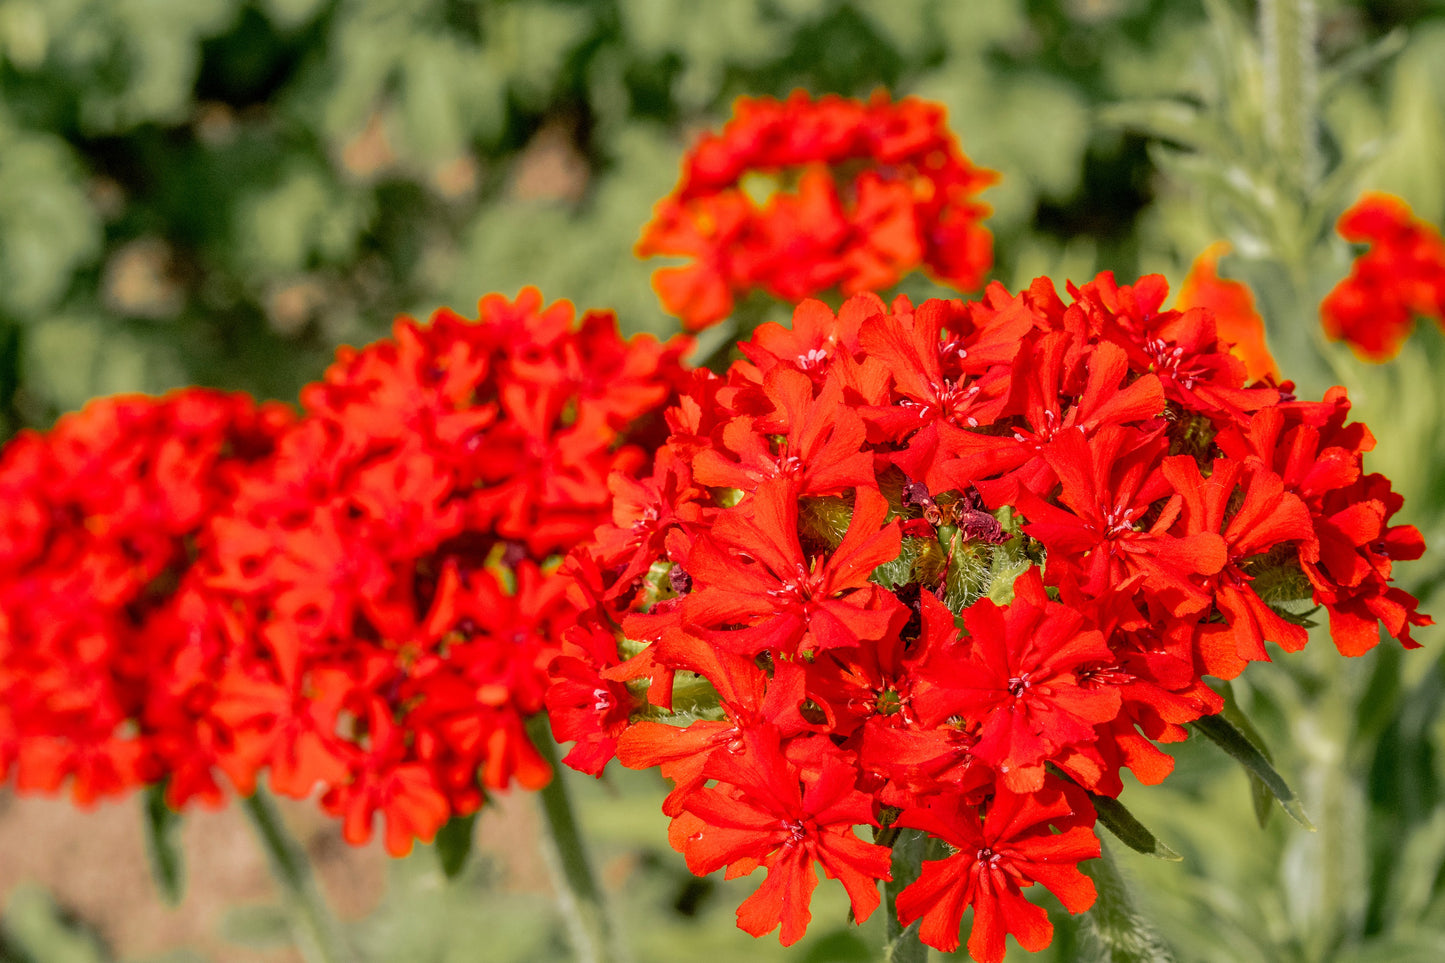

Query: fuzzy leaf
[434,811,478,880]
[1090,792,1183,861]
[1193,712,1315,830]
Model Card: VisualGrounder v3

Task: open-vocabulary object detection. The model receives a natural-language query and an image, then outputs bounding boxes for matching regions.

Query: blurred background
[3,0,1445,960]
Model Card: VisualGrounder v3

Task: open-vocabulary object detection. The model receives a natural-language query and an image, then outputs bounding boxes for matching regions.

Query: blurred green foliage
[4,0,1445,961]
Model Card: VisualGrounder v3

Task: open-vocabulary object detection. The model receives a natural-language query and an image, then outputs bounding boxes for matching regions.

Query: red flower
[639,92,996,329]
[675,727,892,946]
[681,481,905,657]
[894,782,1099,959]
[1177,242,1280,382]
[910,571,1122,793]
[1322,192,1445,361]
[203,289,687,853]
[0,390,291,807]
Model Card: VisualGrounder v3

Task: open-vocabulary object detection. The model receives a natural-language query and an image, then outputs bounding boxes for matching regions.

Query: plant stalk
[527,713,624,963]
[1260,0,1320,195]
[1079,838,1179,963]
[882,827,929,963]
[241,785,358,963]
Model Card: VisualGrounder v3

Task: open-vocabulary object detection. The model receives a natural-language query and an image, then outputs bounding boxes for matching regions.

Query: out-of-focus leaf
[798,928,871,963]
[23,313,186,415]
[1098,99,1218,152]
[0,121,102,318]
[915,62,1088,229]
[27,0,238,133]
[1091,792,1183,861]
[434,811,477,880]
[257,0,326,31]
[234,163,370,276]
[1360,44,1445,224]
[1193,712,1314,831]
[0,885,109,963]
[141,784,185,905]
[220,904,291,949]
[1320,28,1408,99]
[485,2,596,111]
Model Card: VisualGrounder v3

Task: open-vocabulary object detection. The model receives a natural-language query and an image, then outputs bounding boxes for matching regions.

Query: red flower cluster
[637,92,997,330]
[0,391,292,808]
[557,276,1428,959]
[1322,192,1445,361]
[200,290,689,854]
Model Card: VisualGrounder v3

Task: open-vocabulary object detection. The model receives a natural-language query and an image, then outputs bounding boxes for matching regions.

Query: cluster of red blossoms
[197,290,688,854]
[0,391,292,807]
[637,91,997,330]
[554,275,1429,959]
[1322,192,1445,361]
[0,290,689,857]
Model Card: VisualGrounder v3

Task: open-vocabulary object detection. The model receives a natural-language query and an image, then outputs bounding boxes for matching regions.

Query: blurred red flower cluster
[0,290,688,856]
[1322,192,1445,360]
[556,276,1428,958]
[0,391,292,807]
[638,92,997,330]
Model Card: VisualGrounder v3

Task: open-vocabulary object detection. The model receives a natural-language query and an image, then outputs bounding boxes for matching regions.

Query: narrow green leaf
[1090,793,1183,861]
[1214,682,1278,829]
[1192,713,1315,830]
[141,783,185,905]
[435,811,478,880]
[1096,99,1219,152]
[1319,28,1407,99]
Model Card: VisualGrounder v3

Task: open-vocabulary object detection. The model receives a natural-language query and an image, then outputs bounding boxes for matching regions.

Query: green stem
[527,713,624,963]
[240,786,358,963]
[1260,0,1320,195]
[1079,839,1178,963]
[881,827,929,963]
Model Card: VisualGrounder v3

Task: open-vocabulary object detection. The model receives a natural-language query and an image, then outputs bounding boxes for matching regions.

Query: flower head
[639,92,996,329]
[203,289,688,853]
[557,272,1426,956]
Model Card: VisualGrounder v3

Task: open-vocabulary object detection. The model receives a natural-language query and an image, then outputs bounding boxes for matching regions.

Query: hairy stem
[882,828,929,963]
[241,786,358,963]
[1079,839,1178,963]
[527,713,624,963]
[1260,0,1320,195]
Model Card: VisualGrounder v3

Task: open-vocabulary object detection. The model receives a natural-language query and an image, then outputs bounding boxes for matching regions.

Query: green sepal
[435,811,478,880]
[142,782,185,905]
[1192,712,1315,830]
[799,494,853,551]
[1090,792,1183,861]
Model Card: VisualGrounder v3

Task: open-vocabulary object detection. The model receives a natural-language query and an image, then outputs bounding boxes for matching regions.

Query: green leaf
[220,904,292,949]
[1214,681,1277,829]
[1090,792,1183,861]
[1319,28,1407,100]
[1192,712,1315,831]
[0,884,109,963]
[141,783,185,905]
[434,811,477,880]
